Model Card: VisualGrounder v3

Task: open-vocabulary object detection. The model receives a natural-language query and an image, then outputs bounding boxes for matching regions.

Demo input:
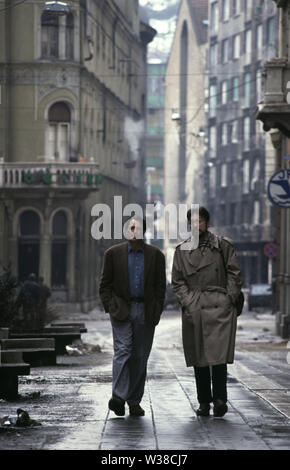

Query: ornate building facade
[0,0,155,312]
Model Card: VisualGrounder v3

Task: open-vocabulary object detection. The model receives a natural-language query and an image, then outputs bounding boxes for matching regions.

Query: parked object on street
[248,284,272,311]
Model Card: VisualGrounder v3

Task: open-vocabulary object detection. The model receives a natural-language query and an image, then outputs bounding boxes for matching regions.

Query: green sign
[22,171,104,186]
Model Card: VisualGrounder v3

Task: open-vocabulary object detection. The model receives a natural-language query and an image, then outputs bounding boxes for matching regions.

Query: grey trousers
[110,302,155,406]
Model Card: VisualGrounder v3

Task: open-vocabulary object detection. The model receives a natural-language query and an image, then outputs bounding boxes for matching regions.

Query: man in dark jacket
[99,217,166,417]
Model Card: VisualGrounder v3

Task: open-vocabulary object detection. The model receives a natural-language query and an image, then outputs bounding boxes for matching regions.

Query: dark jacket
[99,242,166,326]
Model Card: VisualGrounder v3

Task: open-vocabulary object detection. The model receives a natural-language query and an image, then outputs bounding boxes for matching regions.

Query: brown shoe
[108,396,125,416]
[196,403,210,416]
[129,404,145,416]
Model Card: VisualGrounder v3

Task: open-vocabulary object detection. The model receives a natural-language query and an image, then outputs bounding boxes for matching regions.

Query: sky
[139,0,181,64]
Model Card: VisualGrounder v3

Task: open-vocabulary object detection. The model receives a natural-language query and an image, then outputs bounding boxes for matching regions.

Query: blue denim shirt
[128,243,144,298]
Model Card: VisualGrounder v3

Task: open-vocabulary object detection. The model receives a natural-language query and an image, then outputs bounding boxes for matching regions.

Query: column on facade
[39,217,51,287]
[67,216,76,303]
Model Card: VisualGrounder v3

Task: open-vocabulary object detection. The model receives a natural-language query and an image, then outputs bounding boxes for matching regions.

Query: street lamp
[43,1,70,15]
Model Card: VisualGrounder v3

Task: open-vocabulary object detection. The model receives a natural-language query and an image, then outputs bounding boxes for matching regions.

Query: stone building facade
[0,0,155,312]
[204,0,279,286]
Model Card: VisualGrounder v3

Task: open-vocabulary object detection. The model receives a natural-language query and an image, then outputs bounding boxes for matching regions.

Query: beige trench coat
[171,232,242,367]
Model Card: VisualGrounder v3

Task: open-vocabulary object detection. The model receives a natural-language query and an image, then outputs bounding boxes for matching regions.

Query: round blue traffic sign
[267,169,290,208]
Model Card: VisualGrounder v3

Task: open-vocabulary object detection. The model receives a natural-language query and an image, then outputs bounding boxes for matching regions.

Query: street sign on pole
[264,242,278,258]
[267,169,290,208]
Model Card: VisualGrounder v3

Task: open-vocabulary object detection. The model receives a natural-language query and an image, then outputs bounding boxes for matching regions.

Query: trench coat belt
[199,285,227,293]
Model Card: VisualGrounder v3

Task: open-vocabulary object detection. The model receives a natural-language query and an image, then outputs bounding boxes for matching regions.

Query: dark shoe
[108,396,125,416]
[129,404,145,417]
[213,399,228,417]
[196,403,210,417]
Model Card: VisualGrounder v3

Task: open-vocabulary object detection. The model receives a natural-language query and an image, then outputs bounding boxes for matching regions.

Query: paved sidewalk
[0,308,290,452]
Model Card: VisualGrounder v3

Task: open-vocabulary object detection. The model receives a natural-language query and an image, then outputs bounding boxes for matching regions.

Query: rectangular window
[221,80,228,104]
[210,43,218,71]
[222,0,230,21]
[233,0,240,16]
[243,159,250,194]
[209,126,217,158]
[253,201,260,224]
[244,72,251,108]
[209,166,216,197]
[267,17,275,45]
[210,2,219,34]
[233,34,240,59]
[256,24,263,59]
[222,39,229,64]
[221,123,228,146]
[243,116,251,151]
[209,84,217,117]
[221,163,227,187]
[230,202,237,224]
[220,204,226,226]
[231,120,239,143]
[256,69,262,101]
[41,16,59,58]
[232,76,239,101]
[245,29,252,64]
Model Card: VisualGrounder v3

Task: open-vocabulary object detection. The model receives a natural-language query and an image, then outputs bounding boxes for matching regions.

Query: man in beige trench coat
[172,207,242,417]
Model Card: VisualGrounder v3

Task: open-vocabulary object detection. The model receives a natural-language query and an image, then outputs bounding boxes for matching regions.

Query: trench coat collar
[182,231,219,269]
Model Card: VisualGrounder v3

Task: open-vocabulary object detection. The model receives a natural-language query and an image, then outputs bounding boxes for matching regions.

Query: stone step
[43,326,81,333]
[0,350,24,364]
[9,331,81,355]
[0,338,57,367]
[0,328,9,339]
[1,338,55,350]
[50,322,87,333]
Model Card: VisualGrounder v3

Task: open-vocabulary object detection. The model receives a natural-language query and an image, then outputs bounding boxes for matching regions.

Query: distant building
[145,63,166,249]
[204,0,279,286]
[0,0,155,312]
[164,0,208,280]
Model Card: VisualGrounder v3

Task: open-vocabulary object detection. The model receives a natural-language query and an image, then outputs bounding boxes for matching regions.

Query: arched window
[41,12,59,58]
[51,211,68,288]
[47,102,71,161]
[18,210,40,282]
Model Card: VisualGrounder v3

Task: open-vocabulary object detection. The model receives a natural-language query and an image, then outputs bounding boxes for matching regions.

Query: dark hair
[187,206,210,224]
[28,273,36,281]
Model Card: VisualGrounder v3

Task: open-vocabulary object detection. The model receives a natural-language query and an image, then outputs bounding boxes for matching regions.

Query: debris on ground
[0,409,41,428]
[66,338,102,355]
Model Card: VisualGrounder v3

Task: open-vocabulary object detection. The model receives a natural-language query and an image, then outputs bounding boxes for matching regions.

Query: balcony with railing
[0,162,104,190]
